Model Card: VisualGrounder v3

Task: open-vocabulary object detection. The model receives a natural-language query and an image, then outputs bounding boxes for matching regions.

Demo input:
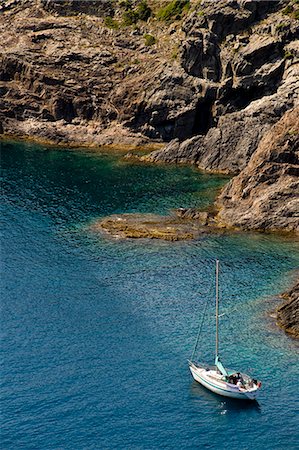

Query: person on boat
[228,374,237,385]
[237,379,245,389]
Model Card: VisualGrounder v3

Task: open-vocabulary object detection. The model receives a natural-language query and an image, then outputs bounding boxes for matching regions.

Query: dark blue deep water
[1,140,299,450]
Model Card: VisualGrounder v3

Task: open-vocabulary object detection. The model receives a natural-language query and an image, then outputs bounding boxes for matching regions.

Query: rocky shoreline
[1,0,298,153]
[1,0,298,336]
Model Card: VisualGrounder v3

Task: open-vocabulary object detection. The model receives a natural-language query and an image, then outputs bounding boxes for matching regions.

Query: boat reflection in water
[189,380,261,414]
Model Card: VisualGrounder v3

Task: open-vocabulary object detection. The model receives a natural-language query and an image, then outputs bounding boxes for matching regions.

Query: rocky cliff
[1,0,298,232]
[277,281,299,337]
[216,107,299,232]
[1,0,298,336]
[0,0,298,151]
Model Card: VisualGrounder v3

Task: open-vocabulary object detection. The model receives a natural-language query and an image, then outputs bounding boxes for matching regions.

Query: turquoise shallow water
[1,140,299,450]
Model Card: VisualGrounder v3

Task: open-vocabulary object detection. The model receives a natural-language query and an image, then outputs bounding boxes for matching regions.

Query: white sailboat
[189,260,262,401]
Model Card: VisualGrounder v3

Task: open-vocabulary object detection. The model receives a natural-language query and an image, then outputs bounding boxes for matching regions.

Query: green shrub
[282,4,294,14]
[276,22,288,30]
[123,9,138,25]
[119,0,132,9]
[156,0,190,22]
[104,16,119,29]
[284,51,294,59]
[137,1,152,21]
[144,33,156,46]
[294,9,299,19]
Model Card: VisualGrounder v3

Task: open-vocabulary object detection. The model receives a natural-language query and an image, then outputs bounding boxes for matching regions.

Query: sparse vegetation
[119,0,132,9]
[276,22,288,30]
[104,16,119,29]
[284,50,294,59]
[123,9,138,25]
[156,0,190,23]
[120,0,152,26]
[144,33,156,46]
[137,1,152,21]
[282,4,294,15]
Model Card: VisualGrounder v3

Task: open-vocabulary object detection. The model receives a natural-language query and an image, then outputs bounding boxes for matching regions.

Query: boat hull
[189,364,258,401]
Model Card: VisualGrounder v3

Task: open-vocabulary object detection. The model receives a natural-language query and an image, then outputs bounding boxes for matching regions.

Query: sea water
[1,140,298,450]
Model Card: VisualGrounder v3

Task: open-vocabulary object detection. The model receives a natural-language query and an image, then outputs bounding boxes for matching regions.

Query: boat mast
[215,259,219,358]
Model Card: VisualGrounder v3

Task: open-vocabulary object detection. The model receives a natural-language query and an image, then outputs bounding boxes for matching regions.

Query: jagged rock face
[143,1,299,169]
[113,65,205,141]
[216,107,299,232]
[182,1,282,40]
[277,282,299,338]
[144,65,299,172]
[181,32,221,82]
[0,0,298,147]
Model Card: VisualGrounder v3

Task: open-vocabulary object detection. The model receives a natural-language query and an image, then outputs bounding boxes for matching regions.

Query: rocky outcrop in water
[0,0,298,151]
[115,107,299,237]
[93,209,221,241]
[1,1,297,235]
[216,107,299,232]
[277,281,299,338]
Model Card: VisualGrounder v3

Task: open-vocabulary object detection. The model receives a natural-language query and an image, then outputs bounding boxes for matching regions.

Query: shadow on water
[189,381,261,414]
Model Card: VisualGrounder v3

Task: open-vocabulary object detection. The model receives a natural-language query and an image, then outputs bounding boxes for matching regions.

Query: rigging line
[190,283,212,362]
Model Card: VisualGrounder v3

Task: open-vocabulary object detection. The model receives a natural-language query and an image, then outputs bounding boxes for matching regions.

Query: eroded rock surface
[144,1,299,172]
[277,281,299,338]
[93,209,222,241]
[0,0,298,152]
[216,107,299,232]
